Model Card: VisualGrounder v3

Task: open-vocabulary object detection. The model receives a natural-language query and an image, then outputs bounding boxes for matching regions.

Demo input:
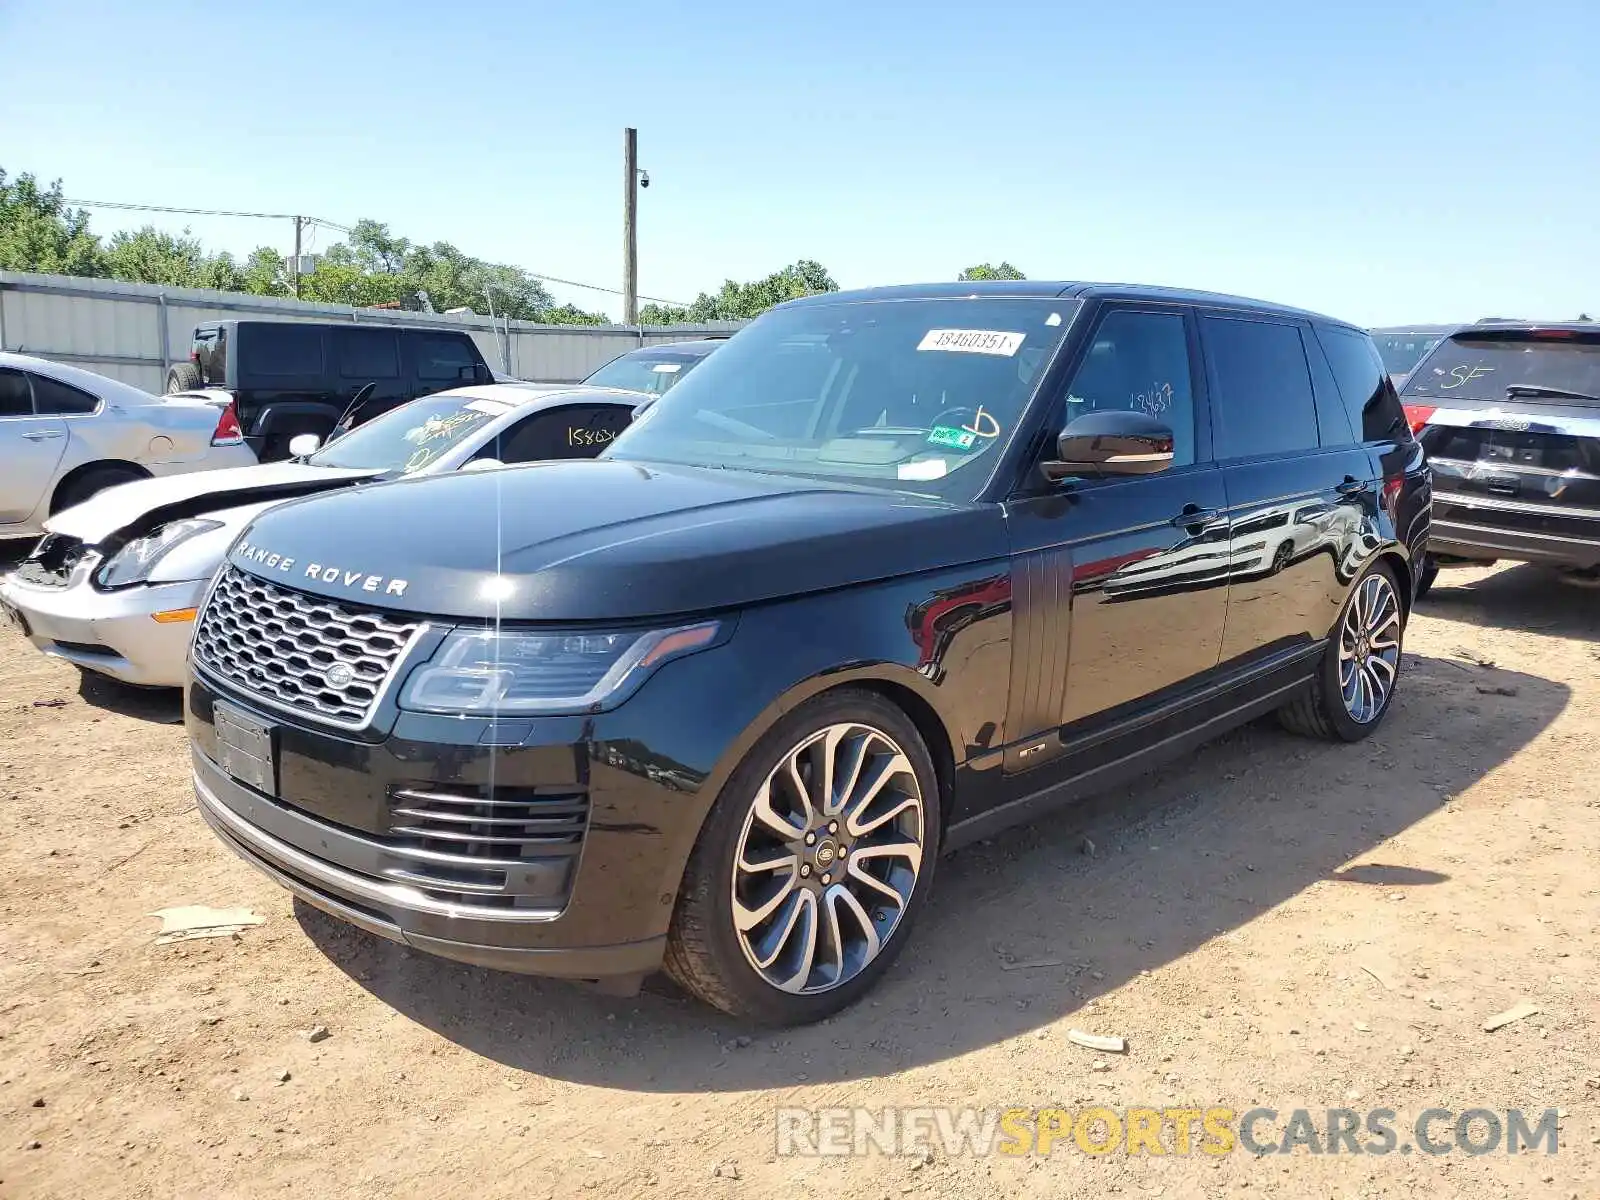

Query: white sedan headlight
[95,519,223,589]
[398,622,721,715]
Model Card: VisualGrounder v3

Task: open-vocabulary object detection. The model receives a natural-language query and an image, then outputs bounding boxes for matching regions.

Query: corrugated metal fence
[0,270,745,392]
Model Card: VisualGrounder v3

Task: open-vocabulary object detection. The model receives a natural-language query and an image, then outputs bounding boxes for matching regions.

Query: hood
[47,460,381,543]
[228,460,1006,621]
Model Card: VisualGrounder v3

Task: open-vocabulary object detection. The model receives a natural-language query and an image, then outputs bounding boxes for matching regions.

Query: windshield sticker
[917,329,1026,357]
[898,458,949,481]
[1440,364,1494,390]
[1046,312,1063,327]
[650,362,683,374]
[928,425,978,451]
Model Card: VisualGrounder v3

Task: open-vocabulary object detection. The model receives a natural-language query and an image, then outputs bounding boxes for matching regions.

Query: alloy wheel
[1338,572,1402,723]
[730,722,926,994]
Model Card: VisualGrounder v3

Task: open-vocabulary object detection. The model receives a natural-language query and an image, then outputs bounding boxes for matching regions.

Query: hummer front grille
[193,565,422,728]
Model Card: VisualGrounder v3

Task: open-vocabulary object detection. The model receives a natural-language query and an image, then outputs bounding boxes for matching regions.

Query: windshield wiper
[1506,384,1600,404]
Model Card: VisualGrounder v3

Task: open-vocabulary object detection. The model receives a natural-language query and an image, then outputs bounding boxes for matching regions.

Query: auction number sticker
[917,329,1026,356]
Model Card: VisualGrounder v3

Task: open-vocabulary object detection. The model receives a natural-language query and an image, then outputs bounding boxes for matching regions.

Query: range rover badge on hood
[234,541,408,597]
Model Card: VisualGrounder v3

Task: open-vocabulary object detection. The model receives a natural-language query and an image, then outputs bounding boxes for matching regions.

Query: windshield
[605,298,1077,498]
[1401,332,1600,405]
[1371,330,1445,377]
[584,349,710,395]
[309,394,510,473]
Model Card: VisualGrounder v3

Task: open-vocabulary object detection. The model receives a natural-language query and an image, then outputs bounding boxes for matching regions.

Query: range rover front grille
[193,566,422,727]
[383,784,588,907]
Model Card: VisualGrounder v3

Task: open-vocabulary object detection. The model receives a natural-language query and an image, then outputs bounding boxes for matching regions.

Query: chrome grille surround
[192,565,424,729]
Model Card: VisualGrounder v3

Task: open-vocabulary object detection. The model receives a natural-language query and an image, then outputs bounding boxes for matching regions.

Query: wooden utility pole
[291,215,306,299]
[623,127,638,324]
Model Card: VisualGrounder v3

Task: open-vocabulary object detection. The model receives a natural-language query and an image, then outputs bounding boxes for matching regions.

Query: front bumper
[185,670,723,984]
[0,575,204,687]
[1430,491,1600,569]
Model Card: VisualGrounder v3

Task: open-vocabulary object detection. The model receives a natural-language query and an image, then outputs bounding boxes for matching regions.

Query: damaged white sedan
[0,383,639,687]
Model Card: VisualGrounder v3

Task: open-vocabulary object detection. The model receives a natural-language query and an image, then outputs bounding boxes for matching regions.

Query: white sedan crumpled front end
[0,553,209,688]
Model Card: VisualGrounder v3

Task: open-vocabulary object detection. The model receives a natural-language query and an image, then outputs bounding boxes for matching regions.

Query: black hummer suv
[1400,320,1600,589]
[185,282,1430,1025]
[167,319,494,461]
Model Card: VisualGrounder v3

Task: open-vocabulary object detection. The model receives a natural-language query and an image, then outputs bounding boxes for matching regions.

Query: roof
[777,281,1353,327]
[432,383,646,410]
[614,339,724,359]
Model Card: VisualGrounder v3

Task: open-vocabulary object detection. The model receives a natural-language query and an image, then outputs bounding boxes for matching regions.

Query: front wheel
[1279,561,1405,741]
[664,689,940,1024]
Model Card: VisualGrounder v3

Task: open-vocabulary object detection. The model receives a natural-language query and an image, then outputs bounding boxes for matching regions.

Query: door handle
[21,430,64,441]
[1336,476,1370,497]
[1171,505,1220,529]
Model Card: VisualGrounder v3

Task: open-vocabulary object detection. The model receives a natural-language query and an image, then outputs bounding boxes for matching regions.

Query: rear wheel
[1279,561,1405,742]
[165,363,201,393]
[51,465,146,514]
[664,689,940,1024]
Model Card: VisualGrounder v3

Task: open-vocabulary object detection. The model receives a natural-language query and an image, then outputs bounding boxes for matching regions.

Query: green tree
[641,259,838,324]
[102,226,248,290]
[958,262,1026,281]
[0,170,105,276]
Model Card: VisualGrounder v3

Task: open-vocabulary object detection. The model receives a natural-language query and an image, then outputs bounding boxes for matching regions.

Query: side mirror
[461,457,505,473]
[1044,410,1174,482]
[288,433,322,458]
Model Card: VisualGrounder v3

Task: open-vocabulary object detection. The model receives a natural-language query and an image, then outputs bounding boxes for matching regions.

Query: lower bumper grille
[383,784,588,907]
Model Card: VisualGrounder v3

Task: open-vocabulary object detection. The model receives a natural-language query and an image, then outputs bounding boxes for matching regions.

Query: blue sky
[3,0,1596,325]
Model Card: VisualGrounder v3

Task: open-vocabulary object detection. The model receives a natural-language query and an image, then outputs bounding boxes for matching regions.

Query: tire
[664,688,942,1024]
[1278,560,1405,742]
[165,363,202,394]
[51,465,146,515]
[1415,555,1440,600]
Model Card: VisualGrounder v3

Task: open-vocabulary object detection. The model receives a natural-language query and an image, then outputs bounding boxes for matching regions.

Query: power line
[62,197,689,308]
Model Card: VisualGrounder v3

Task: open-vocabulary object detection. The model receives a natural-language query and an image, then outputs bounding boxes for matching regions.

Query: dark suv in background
[167,320,494,461]
[185,282,1429,1024]
[1401,321,1600,587]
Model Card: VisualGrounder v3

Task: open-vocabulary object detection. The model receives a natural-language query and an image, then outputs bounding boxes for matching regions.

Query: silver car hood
[45,460,381,543]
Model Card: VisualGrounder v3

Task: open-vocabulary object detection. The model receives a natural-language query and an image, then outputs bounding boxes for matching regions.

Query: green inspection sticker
[927,425,977,451]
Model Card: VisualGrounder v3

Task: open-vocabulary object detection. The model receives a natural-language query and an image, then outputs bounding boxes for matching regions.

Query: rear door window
[240,323,324,376]
[335,328,401,379]
[0,368,33,416]
[1401,331,1600,405]
[29,373,99,415]
[1315,325,1408,441]
[1202,316,1319,459]
[411,333,481,382]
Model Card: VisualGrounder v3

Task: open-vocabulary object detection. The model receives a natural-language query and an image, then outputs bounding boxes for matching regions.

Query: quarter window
[0,368,32,417]
[413,334,480,382]
[336,329,401,379]
[240,323,324,376]
[29,373,99,415]
[1060,309,1196,467]
[1203,317,1319,459]
[1316,325,1406,442]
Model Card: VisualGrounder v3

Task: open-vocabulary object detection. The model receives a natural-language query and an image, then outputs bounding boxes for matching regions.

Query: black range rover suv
[184,283,1430,1024]
[1399,321,1600,587]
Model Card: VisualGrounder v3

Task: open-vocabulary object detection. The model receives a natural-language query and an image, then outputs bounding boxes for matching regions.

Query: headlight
[95,519,223,589]
[398,621,722,715]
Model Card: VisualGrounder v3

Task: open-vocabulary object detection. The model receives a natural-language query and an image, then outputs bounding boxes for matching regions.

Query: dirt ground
[0,560,1595,1199]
